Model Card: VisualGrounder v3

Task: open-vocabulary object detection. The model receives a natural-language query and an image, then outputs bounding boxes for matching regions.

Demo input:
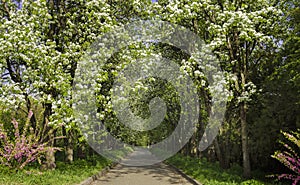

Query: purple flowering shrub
[272,130,300,185]
[0,110,60,169]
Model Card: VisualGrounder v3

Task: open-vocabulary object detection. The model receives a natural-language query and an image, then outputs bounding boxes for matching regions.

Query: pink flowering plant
[271,130,300,185]
[0,110,61,169]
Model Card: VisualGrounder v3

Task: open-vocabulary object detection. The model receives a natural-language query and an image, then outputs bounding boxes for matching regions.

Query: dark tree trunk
[241,101,251,178]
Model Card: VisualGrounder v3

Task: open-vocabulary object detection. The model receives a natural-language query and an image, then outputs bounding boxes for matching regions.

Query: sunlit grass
[0,145,134,185]
[0,155,111,185]
[166,154,287,185]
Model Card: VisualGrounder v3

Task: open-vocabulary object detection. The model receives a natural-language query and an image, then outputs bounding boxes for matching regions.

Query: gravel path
[90,148,193,185]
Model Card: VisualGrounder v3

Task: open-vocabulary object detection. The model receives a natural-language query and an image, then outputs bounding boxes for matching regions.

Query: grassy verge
[0,146,133,185]
[165,154,286,185]
[0,155,110,185]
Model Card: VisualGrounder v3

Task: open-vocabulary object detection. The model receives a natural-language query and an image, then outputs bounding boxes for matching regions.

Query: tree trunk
[63,127,74,163]
[66,135,74,163]
[44,148,56,170]
[42,102,57,170]
[214,138,228,169]
[78,144,86,159]
[191,134,199,157]
[240,101,251,178]
[43,131,56,170]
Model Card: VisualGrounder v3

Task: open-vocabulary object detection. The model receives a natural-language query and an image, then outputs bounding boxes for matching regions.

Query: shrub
[0,110,61,169]
[271,130,300,185]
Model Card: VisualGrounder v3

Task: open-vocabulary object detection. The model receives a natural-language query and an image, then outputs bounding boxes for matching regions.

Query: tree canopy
[0,0,299,183]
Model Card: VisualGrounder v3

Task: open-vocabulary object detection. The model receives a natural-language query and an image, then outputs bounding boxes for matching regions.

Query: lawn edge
[77,162,118,185]
[164,162,203,185]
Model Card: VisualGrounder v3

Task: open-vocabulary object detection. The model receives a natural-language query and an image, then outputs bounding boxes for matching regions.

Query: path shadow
[94,148,192,185]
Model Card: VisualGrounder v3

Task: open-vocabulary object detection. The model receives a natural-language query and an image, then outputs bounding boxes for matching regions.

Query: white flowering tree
[0,0,293,176]
[0,0,116,168]
[150,0,285,177]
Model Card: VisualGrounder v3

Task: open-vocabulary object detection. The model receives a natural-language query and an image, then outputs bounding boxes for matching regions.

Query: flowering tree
[0,0,116,167]
[150,0,285,177]
[0,0,295,176]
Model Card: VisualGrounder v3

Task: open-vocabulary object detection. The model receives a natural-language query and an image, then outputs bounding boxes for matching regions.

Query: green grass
[165,154,286,185]
[0,155,111,185]
[0,146,134,185]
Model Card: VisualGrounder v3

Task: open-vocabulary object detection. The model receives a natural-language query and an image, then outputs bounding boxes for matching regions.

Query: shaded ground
[91,148,193,185]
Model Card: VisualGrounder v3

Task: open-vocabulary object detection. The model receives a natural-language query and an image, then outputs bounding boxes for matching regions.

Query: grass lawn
[0,146,134,185]
[0,155,111,185]
[165,154,287,185]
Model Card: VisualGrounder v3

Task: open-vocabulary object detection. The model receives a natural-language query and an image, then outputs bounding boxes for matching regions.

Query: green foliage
[95,43,185,146]
[0,0,298,180]
[247,0,300,171]
[0,0,118,159]
[0,155,111,185]
[166,154,280,185]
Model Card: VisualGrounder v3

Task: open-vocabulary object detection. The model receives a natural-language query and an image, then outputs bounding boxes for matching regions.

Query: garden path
[91,148,195,185]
